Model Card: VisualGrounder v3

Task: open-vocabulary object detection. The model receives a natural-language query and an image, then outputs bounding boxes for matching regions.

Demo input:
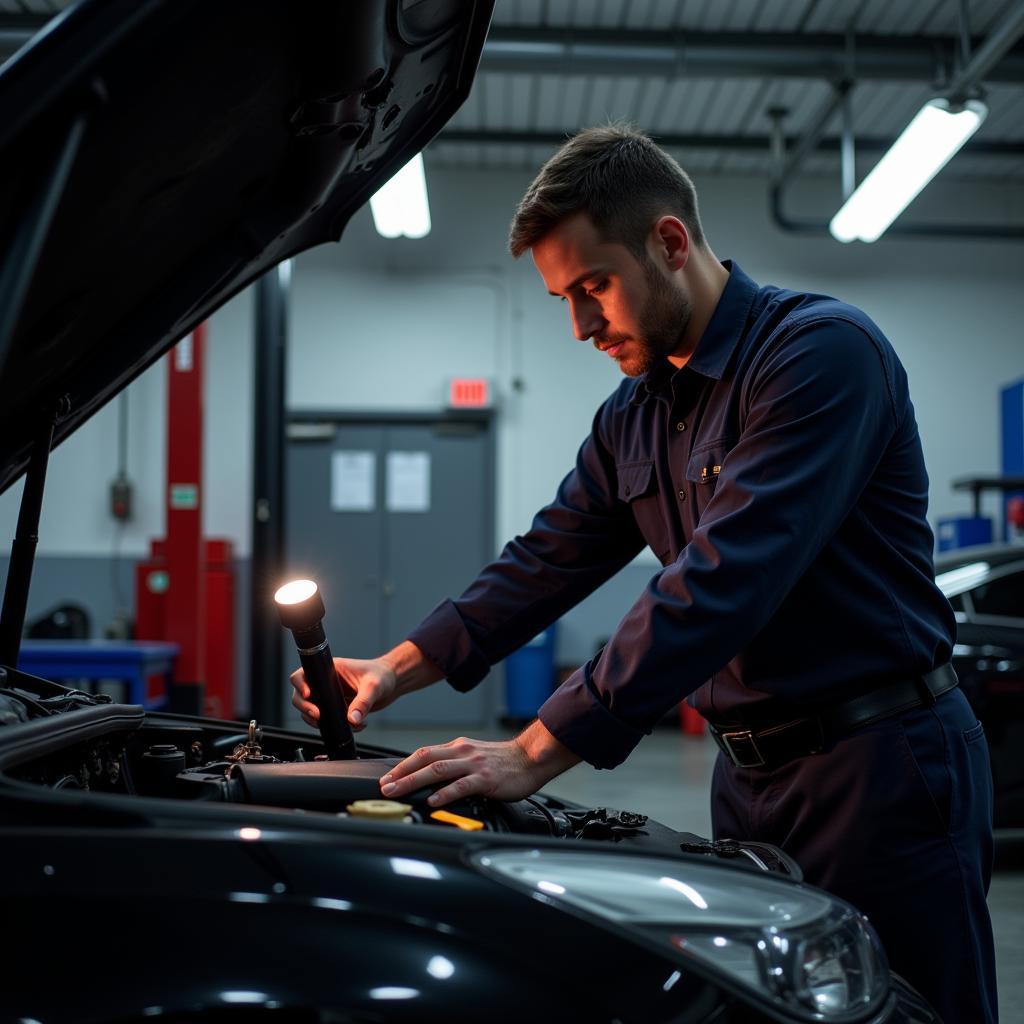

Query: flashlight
[275,579,356,760]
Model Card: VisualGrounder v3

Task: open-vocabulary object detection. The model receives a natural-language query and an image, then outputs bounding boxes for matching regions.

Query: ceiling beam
[434,128,1024,159]
[481,26,1024,84]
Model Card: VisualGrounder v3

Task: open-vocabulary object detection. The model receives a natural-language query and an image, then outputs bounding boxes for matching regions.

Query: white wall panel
[0,288,252,558]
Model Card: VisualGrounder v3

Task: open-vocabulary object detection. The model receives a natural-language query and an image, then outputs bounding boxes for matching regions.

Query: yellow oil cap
[346,799,412,821]
[430,809,485,831]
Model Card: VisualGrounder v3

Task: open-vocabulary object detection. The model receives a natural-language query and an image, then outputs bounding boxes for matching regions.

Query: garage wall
[0,163,1020,666]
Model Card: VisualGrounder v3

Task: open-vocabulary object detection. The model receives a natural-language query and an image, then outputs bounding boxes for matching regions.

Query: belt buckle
[717,728,766,769]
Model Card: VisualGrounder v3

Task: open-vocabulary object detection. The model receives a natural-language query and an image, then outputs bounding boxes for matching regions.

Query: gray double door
[283,416,496,726]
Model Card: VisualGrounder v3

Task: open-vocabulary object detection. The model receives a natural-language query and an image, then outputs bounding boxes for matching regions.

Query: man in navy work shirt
[291,125,997,1021]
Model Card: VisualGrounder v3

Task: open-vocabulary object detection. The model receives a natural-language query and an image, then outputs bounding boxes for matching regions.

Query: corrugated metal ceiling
[429,0,1024,185]
[492,0,1014,36]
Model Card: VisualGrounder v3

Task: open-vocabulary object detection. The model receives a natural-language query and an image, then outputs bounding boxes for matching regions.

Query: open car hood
[0,0,493,493]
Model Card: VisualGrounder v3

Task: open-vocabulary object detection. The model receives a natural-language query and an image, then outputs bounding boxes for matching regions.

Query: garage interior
[0,0,1022,1019]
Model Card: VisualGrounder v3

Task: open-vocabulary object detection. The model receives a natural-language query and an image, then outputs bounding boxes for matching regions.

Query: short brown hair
[508,123,707,259]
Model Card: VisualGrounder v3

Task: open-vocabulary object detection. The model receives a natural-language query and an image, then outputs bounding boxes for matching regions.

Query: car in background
[936,544,1024,829]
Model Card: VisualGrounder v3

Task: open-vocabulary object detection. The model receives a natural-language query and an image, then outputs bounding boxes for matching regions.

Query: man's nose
[569,298,604,341]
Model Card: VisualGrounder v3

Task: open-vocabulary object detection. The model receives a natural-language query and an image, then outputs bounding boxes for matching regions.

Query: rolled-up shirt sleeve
[407,398,646,691]
[539,318,899,768]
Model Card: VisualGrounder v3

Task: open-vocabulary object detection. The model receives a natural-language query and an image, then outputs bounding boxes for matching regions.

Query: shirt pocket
[684,439,733,521]
[616,460,669,562]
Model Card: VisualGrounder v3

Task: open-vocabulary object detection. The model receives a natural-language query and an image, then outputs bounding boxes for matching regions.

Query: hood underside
[0,0,492,492]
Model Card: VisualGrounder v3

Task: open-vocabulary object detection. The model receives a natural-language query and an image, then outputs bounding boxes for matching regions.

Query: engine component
[678,836,804,879]
[225,757,429,811]
[137,743,185,796]
[346,799,412,821]
[227,719,276,764]
[564,807,649,841]
[430,809,485,831]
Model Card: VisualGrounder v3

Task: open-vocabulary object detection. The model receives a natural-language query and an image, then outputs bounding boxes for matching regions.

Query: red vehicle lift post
[164,324,206,713]
[135,323,236,717]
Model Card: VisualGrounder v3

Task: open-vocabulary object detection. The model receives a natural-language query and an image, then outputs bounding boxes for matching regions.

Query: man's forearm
[515,717,582,782]
[380,640,445,697]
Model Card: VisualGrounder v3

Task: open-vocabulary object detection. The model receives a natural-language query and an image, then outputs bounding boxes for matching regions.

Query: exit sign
[447,378,491,409]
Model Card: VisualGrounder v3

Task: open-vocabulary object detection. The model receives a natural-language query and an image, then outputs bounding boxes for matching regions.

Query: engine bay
[121,715,638,839]
[0,675,664,843]
[0,673,801,875]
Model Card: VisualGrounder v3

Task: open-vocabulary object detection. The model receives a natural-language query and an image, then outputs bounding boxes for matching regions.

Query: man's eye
[588,280,608,296]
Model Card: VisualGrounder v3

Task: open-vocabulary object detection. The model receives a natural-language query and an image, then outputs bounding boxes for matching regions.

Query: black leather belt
[709,663,959,771]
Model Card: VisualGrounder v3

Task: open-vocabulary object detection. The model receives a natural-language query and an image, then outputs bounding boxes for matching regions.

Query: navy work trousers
[711,688,998,1023]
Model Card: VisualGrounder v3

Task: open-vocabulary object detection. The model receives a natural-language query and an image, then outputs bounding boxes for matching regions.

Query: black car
[935,543,1024,829]
[0,2,939,1022]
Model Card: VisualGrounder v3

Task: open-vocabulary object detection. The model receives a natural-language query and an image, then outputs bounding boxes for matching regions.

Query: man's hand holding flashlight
[289,639,442,732]
[378,719,581,808]
[291,656,397,732]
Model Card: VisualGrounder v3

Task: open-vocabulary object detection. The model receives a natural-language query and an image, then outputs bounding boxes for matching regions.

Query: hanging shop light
[829,97,987,243]
[369,152,431,239]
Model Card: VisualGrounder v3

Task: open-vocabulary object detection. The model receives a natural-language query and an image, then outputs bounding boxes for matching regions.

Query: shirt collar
[632,260,759,405]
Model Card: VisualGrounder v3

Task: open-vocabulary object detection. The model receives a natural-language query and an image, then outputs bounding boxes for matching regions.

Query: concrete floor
[356,720,1024,1024]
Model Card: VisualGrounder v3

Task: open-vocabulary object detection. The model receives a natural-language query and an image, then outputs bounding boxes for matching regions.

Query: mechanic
[291,125,997,1022]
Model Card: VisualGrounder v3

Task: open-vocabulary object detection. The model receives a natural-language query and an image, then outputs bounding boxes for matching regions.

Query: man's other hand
[379,719,581,807]
[290,656,399,732]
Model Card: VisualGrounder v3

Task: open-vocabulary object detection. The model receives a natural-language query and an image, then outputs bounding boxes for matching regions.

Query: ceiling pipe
[774,83,853,186]
[946,2,1024,97]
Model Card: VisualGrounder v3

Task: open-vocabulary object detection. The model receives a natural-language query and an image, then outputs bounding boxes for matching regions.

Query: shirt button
[676,421,687,432]
[624,486,631,496]
[678,489,686,501]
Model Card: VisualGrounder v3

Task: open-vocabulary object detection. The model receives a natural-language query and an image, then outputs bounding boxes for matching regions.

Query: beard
[600,259,692,378]
[634,258,693,376]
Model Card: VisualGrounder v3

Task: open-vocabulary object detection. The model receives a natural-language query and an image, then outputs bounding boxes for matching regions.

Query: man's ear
[651,215,689,272]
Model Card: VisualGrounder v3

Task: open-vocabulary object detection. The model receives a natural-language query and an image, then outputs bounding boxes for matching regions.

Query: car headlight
[472,849,889,1022]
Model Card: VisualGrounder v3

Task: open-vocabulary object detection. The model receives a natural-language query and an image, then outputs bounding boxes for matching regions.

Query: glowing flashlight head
[275,578,325,630]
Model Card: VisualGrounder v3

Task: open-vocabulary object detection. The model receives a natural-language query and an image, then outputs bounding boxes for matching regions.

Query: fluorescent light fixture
[369,153,431,238]
[830,98,987,243]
